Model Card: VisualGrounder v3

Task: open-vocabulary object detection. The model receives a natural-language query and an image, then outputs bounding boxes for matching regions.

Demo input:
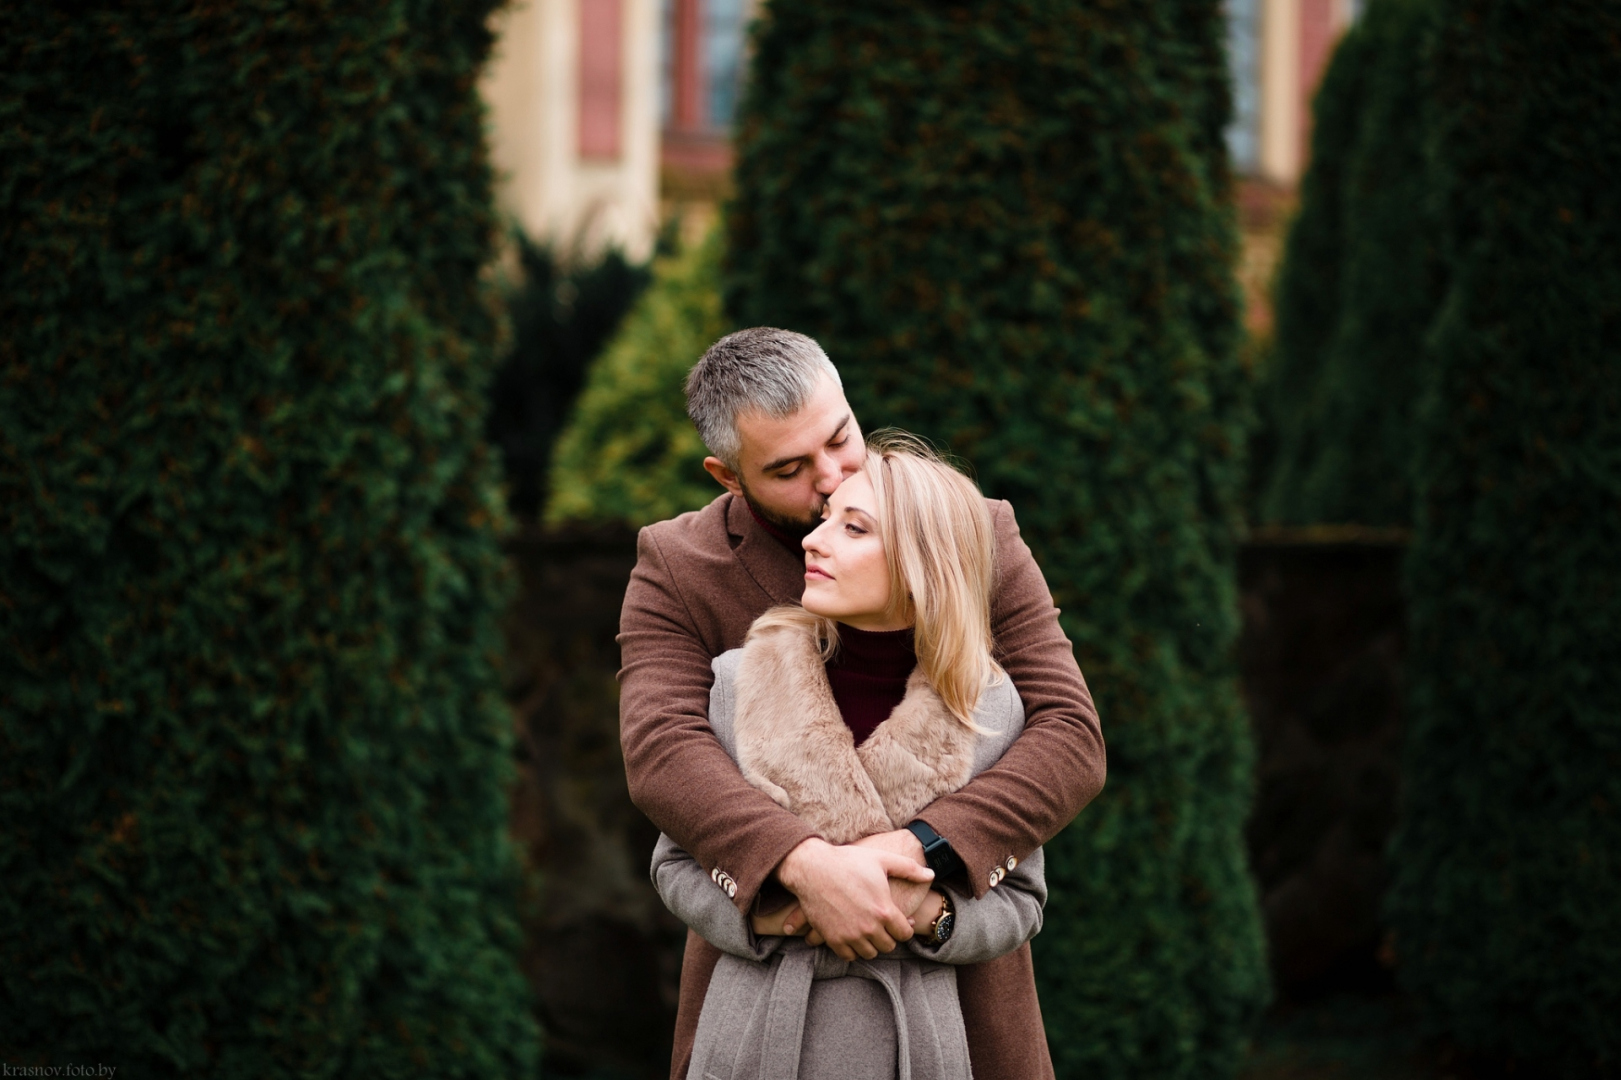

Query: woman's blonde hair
[753,430,1001,729]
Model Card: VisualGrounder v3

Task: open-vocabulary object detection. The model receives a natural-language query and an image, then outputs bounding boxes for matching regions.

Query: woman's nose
[803,519,830,554]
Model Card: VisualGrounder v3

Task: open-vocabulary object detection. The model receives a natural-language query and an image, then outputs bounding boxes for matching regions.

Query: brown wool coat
[619,493,1106,1080]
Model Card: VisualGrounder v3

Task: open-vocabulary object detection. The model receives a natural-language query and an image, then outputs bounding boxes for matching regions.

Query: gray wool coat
[651,614,1047,1080]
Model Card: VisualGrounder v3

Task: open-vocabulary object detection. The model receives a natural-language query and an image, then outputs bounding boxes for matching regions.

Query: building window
[660,0,751,135]
[1225,0,1262,175]
[579,0,624,160]
[704,0,749,129]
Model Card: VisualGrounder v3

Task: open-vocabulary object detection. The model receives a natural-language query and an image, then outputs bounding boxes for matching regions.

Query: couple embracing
[619,328,1106,1080]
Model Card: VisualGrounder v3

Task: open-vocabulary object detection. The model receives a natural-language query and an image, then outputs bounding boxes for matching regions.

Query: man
[619,328,1105,1079]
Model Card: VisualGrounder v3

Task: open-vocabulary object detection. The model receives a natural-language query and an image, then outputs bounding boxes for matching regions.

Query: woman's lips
[805,565,833,581]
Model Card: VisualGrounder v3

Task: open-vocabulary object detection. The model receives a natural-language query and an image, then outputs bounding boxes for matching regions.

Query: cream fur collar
[731,616,977,845]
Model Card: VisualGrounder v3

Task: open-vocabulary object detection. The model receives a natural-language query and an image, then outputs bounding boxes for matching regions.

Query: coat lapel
[857,671,977,830]
[731,615,979,844]
[726,495,806,606]
[731,619,893,845]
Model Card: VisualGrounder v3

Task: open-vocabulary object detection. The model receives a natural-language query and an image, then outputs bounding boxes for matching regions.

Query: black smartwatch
[905,820,964,879]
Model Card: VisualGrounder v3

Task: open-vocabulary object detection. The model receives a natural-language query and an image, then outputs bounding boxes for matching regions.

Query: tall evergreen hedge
[726,2,1267,1076]
[1,4,539,1075]
[1260,0,1441,527]
[487,236,650,521]
[547,226,729,528]
[1386,0,1621,1072]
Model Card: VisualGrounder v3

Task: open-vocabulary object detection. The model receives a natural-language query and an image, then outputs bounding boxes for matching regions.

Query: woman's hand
[910,889,946,939]
[751,900,810,937]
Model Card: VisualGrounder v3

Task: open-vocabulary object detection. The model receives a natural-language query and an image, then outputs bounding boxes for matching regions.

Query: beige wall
[1257,0,1301,184]
[482,0,661,262]
[1256,0,1359,186]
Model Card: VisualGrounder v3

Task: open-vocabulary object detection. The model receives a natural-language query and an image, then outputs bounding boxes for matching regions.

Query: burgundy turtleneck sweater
[828,624,917,745]
[745,498,918,742]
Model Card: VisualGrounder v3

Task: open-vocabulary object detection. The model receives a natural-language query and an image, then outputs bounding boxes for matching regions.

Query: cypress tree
[547,227,729,528]
[726,3,1267,1076]
[1387,0,1621,1072]
[1261,0,1442,527]
[0,4,539,1075]
[486,237,651,521]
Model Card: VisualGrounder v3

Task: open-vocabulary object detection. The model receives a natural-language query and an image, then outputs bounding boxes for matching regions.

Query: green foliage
[546,226,728,528]
[726,2,1267,1076]
[1260,0,1442,527]
[1387,0,1621,1073]
[0,3,539,1076]
[487,235,651,520]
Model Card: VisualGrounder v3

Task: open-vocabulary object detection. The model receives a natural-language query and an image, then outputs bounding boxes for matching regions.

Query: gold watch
[921,891,955,946]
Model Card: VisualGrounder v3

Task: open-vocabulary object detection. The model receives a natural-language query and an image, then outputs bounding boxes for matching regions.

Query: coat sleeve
[913,500,1106,898]
[618,524,818,912]
[650,832,787,962]
[906,846,1047,965]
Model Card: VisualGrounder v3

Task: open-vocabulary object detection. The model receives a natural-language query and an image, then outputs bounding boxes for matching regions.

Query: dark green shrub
[1387,0,1621,1073]
[0,4,539,1076]
[1261,0,1442,527]
[547,226,728,528]
[726,2,1267,1075]
[487,236,651,520]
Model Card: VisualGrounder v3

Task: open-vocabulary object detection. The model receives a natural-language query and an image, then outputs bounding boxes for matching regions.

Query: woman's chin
[801,596,851,622]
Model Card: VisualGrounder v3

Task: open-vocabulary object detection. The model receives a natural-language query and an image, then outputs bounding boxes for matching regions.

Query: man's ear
[702,457,745,497]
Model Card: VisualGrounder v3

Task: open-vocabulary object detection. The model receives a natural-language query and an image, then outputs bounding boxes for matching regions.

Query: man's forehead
[748,409,851,473]
[737,382,854,470]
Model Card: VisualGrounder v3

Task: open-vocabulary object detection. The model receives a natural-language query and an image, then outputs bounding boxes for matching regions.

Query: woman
[651,433,1046,1080]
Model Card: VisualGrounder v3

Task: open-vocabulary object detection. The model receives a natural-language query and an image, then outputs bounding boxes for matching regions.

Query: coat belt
[756,943,963,1080]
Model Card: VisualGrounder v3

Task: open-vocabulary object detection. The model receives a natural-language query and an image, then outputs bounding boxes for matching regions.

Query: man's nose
[812,453,843,495]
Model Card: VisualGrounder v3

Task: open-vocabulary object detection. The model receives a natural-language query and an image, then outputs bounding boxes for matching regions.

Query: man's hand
[776,837,933,960]
[852,828,933,925]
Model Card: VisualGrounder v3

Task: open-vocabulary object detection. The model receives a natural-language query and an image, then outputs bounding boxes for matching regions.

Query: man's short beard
[738,479,824,537]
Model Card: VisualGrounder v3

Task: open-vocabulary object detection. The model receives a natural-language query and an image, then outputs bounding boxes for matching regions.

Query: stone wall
[503,528,683,1080]
[1238,528,1407,996]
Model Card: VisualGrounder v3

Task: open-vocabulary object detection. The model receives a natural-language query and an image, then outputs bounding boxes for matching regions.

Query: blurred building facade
[480,0,755,262]
[1230,0,1363,329]
[1228,0,1363,186]
[481,0,662,262]
[479,0,1357,297]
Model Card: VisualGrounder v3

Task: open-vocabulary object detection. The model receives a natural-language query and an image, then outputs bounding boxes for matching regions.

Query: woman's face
[801,471,910,632]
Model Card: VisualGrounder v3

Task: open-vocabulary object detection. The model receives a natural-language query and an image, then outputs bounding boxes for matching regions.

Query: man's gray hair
[685,328,842,469]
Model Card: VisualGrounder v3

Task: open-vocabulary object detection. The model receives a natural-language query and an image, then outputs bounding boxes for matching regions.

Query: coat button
[725,880,737,898]
[988,867,1003,887]
[1005,856,1018,872]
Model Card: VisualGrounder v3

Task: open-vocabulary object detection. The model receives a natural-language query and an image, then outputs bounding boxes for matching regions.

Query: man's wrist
[776,836,829,893]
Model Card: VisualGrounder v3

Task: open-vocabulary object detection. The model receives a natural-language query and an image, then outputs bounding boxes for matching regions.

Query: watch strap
[905,820,964,878]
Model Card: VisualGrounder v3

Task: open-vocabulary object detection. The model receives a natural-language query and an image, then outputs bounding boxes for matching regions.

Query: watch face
[934,909,954,944]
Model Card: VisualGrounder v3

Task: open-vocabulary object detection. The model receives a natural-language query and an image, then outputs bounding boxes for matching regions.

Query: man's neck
[744,497,810,554]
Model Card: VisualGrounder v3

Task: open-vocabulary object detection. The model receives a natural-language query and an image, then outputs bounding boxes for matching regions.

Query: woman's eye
[844,523,866,536]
